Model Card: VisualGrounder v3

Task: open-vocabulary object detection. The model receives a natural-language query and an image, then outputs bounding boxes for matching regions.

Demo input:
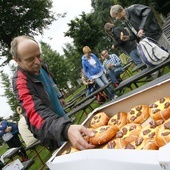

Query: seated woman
[0,119,28,162]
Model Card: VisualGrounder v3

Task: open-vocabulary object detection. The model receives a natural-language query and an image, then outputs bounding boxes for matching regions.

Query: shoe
[21,157,28,162]
[113,95,118,100]
[114,83,119,87]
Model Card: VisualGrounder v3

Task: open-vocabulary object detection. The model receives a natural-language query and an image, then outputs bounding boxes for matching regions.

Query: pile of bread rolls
[62,97,170,155]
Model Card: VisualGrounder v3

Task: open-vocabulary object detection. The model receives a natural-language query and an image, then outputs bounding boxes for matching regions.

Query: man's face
[16,39,42,74]
[112,11,124,21]
[102,51,109,59]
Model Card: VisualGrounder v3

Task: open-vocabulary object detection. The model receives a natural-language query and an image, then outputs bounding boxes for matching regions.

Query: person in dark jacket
[104,22,143,65]
[110,4,170,53]
[0,120,28,162]
[11,35,95,151]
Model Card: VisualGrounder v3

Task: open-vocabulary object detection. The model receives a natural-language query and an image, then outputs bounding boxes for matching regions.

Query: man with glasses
[101,50,123,87]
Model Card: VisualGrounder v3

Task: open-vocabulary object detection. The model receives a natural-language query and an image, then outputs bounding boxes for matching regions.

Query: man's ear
[13,57,18,62]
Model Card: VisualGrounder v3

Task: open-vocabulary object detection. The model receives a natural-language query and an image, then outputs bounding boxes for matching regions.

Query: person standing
[0,120,28,162]
[11,35,95,151]
[104,22,143,65]
[110,4,170,53]
[101,50,123,87]
[81,46,118,100]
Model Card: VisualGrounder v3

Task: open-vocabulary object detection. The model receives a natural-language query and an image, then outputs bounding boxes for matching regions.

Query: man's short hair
[10,35,37,60]
[104,23,114,33]
[110,5,123,17]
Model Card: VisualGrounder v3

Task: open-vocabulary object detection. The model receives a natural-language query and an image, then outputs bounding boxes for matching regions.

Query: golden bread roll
[90,112,110,128]
[108,112,127,130]
[127,105,150,124]
[149,97,170,121]
[125,137,158,150]
[139,119,164,140]
[155,118,170,147]
[102,138,126,149]
[89,125,117,145]
[116,123,142,144]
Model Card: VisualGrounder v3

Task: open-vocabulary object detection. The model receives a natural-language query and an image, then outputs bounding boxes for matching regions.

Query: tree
[0,0,60,63]
[0,69,19,121]
[63,43,83,86]
[64,12,105,55]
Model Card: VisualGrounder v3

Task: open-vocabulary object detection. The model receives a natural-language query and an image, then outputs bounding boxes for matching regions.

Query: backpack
[137,37,169,66]
[96,92,107,104]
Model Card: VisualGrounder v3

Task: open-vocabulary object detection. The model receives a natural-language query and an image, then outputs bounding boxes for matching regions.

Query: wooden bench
[115,57,170,92]
[67,96,96,123]
[132,63,146,73]
[25,140,52,169]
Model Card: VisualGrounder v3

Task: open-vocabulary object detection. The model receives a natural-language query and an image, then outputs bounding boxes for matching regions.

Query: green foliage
[64,12,105,54]
[91,0,114,23]
[0,70,18,120]
[0,0,56,63]
[63,43,82,86]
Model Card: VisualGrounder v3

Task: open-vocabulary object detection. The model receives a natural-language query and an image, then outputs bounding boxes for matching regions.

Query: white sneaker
[113,95,118,100]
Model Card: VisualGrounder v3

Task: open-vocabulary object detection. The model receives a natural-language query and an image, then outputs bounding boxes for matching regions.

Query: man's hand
[120,32,130,41]
[88,79,94,84]
[5,126,12,132]
[138,30,144,38]
[108,63,114,69]
[111,45,115,50]
[67,125,96,150]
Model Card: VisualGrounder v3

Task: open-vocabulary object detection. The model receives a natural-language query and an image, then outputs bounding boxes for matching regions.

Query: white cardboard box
[2,159,23,170]
[46,78,170,170]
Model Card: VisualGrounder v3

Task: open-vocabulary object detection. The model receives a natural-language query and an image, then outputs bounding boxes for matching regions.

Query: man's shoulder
[110,54,117,58]
[127,4,149,12]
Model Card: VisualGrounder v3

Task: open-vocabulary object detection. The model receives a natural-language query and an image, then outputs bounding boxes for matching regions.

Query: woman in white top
[81,46,118,100]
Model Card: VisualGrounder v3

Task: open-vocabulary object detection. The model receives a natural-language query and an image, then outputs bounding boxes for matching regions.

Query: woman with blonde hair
[81,46,117,100]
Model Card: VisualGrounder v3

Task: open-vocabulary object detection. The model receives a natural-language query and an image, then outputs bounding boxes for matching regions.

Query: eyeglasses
[101,52,108,57]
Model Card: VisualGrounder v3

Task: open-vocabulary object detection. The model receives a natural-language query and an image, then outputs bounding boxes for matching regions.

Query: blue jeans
[86,87,95,96]
[94,73,115,100]
[108,70,123,84]
[130,48,143,65]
